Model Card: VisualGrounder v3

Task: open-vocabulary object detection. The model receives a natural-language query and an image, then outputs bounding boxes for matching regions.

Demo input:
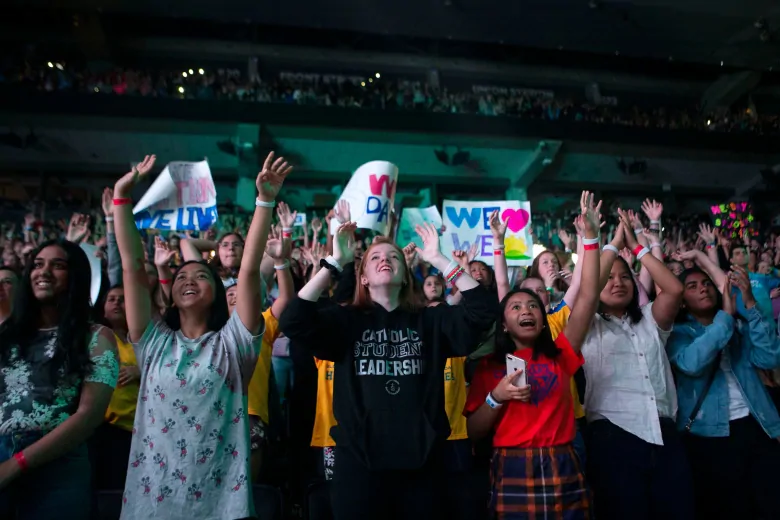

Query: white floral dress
[120,312,262,520]
[0,325,119,434]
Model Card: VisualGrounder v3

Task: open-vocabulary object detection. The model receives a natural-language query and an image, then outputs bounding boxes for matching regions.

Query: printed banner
[133,160,218,231]
[441,200,533,266]
[332,161,398,235]
[396,206,442,248]
[79,243,102,305]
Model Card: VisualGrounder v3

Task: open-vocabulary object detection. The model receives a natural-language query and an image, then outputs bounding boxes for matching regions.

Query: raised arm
[619,209,683,330]
[730,266,780,369]
[236,152,291,334]
[152,236,176,304]
[417,223,480,293]
[488,210,511,301]
[269,202,296,319]
[564,193,602,307]
[562,192,601,351]
[599,223,626,291]
[101,188,123,287]
[298,221,356,302]
[180,237,216,262]
[675,249,727,289]
[113,155,157,341]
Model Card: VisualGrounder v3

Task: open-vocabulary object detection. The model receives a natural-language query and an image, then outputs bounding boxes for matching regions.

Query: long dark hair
[599,256,643,324]
[675,267,725,324]
[493,288,561,363]
[0,239,94,382]
[210,232,244,280]
[162,260,230,333]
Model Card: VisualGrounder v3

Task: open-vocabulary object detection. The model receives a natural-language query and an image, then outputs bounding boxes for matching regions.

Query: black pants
[684,415,780,520]
[442,439,487,520]
[586,418,694,520]
[329,447,443,520]
[88,423,132,491]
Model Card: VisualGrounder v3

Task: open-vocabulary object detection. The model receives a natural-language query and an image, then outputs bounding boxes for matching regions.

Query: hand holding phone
[506,354,528,388]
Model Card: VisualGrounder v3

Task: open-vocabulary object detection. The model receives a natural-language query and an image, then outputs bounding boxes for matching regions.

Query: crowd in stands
[3,59,780,135]
[2,150,780,520]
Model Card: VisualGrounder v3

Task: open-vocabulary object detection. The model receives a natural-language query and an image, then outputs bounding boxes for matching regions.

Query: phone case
[505,354,528,387]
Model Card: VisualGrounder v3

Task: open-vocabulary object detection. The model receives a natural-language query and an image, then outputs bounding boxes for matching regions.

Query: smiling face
[423,275,444,301]
[682,271,718,315]
[502,291,546,344]
[218,234,244,269]
[599,259,635,310]
[30,245,69,303]
[225,285,238,315]
[103,286,126,329]
[469,261,491,286]
[171,263,216,311]
[360,242,405,288]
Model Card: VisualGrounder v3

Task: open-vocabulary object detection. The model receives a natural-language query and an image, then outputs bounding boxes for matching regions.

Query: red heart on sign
[501,208,529,233]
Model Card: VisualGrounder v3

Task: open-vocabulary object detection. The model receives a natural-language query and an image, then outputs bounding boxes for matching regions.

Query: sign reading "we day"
[332,161,398,235]
[441,199,533,266]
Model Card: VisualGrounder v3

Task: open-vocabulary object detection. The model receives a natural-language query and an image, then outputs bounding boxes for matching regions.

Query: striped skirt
[490,444,591,520]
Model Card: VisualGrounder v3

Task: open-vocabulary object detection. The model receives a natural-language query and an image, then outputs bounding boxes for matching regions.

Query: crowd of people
[3,59,779,136]
[1,150,780,520]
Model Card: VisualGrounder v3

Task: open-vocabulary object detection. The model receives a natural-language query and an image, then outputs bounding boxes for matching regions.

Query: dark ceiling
[16,0,780,70]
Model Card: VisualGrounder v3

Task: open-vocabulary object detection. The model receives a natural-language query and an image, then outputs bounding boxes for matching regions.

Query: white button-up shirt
[582,302,677,446]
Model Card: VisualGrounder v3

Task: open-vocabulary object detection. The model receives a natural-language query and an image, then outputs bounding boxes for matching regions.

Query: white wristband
[650,220,661,225]
[493,244,505,250]
[105,216,114,222]
[581,236,599,246]
[255,199,276,208]
[650,242,662,250]
[324,255,343,273]
[274,261,290,270]
[486,392,503,409]
[603,244,619,255]
[282,227,293,233]
[634,228,644,236]
[636,247,650,260]
[565,248,572,253]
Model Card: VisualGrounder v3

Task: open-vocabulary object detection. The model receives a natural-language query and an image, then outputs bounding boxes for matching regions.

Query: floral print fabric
[0,325,119,434]
[120,312,262,520]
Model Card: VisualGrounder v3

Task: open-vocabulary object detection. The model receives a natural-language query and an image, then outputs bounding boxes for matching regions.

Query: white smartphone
[505,354,528,387]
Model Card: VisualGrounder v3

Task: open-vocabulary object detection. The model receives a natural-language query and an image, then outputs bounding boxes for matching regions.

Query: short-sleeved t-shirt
[547,306,585,420]
[105,334,140,431]
[0,325,118,434]
[311,358,336,448]
[464,333,583,448]
[247,308,279,424]
[120,312,262,520]
[444,357,468,441]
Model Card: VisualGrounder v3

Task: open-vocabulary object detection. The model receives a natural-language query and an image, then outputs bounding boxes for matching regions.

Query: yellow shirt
[444,357,468,440]
[311,358,336,447]
[104,334,139,431]
[547,305,585,419]
[247,308,278,424]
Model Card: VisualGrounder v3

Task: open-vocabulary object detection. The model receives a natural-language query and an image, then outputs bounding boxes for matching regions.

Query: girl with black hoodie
[280,222,496,520]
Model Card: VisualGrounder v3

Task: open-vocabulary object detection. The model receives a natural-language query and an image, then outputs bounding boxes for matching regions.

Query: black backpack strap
[684,352,722,433]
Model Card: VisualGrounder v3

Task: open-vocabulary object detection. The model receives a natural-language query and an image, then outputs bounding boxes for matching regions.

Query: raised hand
[722,278,737,315]
[115,155,156,198]
[334,200,351,225]
[66,213,90,243]
[729,265,756,308]
[619,248,636,265]
[489,210,508,240]
[402,242,418,267]
[414,223,444,264]
[333,222,358,266]
[276,201,297,229]
[557,228,572,249]
[153,236,176,267]
[256,152,293,202]
[641,198,663,222]
[698,223,716,245]
[311,217,323,235]
[617,209,639,250]
[101,187,114,217]
[610,221,626,251]
[628,210,644,233]
[452,250,470,270]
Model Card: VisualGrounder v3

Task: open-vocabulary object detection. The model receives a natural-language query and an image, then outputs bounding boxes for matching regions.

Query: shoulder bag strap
[684,352,722,432]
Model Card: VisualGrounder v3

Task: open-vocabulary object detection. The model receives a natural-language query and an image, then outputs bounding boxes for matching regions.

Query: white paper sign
[293,213,307,227]
[79,243,102,305]
[331,161,398,235]
[133,160,218,231]
[396,206,442,248]
[441,199,533,266]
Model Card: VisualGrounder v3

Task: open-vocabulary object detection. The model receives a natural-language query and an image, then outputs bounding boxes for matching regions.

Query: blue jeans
[0,431,91,520]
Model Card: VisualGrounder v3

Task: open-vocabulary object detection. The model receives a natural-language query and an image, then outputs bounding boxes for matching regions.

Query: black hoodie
[279,285,496,471]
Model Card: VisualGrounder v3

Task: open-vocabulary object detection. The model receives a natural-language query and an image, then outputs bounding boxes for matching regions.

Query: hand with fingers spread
[334,200,351,225]
[466,242,479,263]
[491,372,531,403]
[414,223,445,264]
[641,198,663,222]
[256,152,293,202]
[489,210,508,242]
[698,223,716,245]
[115,155,157,198]
[617,209,640,250]
[153,236,176,267]
[619,248,636,266]
[558,228,573,250]
[265,228,289,261]
[729,265,756,309]
[66,213,90,243]
[276,201,297,229]
[722,278,737,315]
[580,190,603,235]
[311,217,323,235]
[627,210,644,235]
[333,222,358,266]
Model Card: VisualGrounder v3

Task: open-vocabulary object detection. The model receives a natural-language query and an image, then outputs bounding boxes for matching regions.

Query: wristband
[255,199,276,208]
[486,392,503,409]
[274,261,290,270]
[446,266,465,286]
[13,451,28,472]
[105,216,114,222]
[24,226,33,232]
[583,243,599,251]
[650,243,662,249]
[603,244,619,255]
[632,245,645,258]
[324,255,343,273]
[581,236,599,246]
[282,232,292,239]
[635,247,650,261]
[565,248,572,253]
[159,279,171,285]
[634,228,644,236]
[112,198,131,206]
[493,244,505,250]
[650,220,661,225]
[493,249,503,256]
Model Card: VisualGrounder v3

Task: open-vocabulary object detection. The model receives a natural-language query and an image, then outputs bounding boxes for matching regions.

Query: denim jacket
[667,306,780,438]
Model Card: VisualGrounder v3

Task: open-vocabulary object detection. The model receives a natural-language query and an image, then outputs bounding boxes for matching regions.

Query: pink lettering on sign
[368,174,396,198]
[175,178,217,206]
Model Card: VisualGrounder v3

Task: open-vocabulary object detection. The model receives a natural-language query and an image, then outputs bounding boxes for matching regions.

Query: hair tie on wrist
[274,261,290,270]
[13,451,28,472]
[493,249,503,256]
[112,198,131,206]
[159,279,171,285]
[583,243,599,251]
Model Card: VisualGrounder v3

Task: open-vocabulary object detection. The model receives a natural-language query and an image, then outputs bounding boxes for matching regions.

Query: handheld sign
[441,199,533,266]
[133,160,218,231]
[293,213,307,227]
[331,161,398,235]
[79,243,102,305]
[397,206,442,248]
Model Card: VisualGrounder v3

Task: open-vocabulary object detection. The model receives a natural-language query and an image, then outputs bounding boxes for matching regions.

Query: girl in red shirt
[465,193,602,520]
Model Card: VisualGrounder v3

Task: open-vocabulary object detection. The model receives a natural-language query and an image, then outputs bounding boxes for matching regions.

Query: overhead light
[178,86,185,94]
[375,73,380,78]
[369,78,373,83]
[47,62,53,68]
[720,61,724,66]
[55,63,64,70]
[182,72,188,78]
[198,68,205,75]
[188,69,194,75]
[707,119,711,125]
[361,81,365,87]
[93,87,99,93]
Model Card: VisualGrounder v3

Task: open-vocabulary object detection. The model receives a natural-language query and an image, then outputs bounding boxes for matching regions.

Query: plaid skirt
[490,444,591,520]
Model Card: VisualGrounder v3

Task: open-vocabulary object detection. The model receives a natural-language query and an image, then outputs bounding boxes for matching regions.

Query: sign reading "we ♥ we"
[441,200,533,266]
